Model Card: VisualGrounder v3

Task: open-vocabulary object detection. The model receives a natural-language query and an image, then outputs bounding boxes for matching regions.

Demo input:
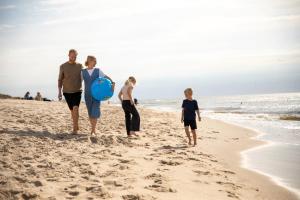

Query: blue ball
[91,77,114,101]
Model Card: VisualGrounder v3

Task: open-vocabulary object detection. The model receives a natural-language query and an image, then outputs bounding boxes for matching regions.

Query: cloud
[0,5,16,10]
[0,24,15,31]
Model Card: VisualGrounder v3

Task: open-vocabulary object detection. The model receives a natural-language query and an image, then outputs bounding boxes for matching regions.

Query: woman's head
[125,76,136,85]
[85,55,97,67]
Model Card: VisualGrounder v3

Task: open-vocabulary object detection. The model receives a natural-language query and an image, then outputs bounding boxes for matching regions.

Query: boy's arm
[181,109,184,123]
[195,100,201,121]
[196,109,201,121]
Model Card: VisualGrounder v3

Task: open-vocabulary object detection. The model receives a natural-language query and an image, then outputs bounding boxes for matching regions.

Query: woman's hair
[85,55,97,66]
[125,76,136,85]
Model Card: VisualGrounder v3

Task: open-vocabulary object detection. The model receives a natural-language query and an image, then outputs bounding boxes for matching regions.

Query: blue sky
[0,0,299,99]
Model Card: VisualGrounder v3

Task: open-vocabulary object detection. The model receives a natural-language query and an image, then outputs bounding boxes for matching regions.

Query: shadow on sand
[0,129,87,141]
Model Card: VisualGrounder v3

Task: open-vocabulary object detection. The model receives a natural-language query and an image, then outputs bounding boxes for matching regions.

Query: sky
[0,0,300,99]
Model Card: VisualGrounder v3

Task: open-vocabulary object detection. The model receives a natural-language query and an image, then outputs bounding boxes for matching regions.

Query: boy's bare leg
[185,127,192,145]
[192,129,197,146]
[71,106,79,134]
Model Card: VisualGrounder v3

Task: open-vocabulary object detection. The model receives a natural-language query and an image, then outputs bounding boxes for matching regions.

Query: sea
[138,92,300,196]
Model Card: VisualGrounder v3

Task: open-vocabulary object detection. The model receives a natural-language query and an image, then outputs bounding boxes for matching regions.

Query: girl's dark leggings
[122,100,140,135]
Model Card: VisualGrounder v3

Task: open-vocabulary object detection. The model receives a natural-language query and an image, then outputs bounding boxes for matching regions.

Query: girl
[118,76,140,137]
[82,55,115,135]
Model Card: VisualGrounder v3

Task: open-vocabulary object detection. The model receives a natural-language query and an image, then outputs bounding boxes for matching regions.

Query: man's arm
[58,65,63,100]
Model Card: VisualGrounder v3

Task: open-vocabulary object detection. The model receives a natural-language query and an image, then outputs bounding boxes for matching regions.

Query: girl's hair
[125,76,136,85]
[85,55,97,66]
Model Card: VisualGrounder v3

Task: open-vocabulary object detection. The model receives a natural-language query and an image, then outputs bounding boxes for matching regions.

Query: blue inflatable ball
[91,77,114,101]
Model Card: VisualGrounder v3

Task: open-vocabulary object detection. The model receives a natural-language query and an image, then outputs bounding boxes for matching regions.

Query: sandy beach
[0,99,298,200]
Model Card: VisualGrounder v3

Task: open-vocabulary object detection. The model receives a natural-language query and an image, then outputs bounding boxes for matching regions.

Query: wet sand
[0,99,298,200]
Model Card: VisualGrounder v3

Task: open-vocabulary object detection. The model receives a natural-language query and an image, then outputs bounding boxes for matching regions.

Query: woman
[82,55,115,135]
[118,76,140,137]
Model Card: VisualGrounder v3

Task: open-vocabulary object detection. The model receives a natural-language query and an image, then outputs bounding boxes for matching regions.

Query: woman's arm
[127,86,134,105]
[104,75,115,91]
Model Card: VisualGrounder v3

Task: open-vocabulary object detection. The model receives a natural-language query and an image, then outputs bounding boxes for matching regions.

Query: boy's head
[184,88,193,99]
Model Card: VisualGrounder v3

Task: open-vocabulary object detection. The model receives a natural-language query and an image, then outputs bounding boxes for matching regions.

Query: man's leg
[72,106,79,133]
[184,126,191,145]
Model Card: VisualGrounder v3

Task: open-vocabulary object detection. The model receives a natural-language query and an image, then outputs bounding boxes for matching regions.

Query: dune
[0,99,298,200]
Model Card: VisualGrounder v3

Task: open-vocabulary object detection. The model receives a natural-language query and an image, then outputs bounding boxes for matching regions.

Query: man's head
[184,88,193,99]
[68,49,78,63]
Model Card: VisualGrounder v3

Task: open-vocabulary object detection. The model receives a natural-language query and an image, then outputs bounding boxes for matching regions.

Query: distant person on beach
[24,92,33,100]
[134,98,138,105]
[181,88,201,146]
[35,92,42,101]
[82,55,115,135]
[58,49,83,134]
[118,76,140,137]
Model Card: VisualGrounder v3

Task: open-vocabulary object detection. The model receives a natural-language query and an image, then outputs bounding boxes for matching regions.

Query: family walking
[58,49,140,137]
[58,49,200,145]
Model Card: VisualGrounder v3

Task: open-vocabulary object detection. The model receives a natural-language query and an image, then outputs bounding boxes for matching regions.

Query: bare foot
[91,131,96,136]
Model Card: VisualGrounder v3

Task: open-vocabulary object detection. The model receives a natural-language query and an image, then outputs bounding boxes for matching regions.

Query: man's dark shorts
[63,92,82,110]
[184,119,197,130]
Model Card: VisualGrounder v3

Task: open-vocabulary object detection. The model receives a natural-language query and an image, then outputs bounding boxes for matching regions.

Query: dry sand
[0,99,298,200]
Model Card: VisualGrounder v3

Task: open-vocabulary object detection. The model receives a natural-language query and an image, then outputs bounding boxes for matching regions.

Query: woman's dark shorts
[184,119,197,130]
[63,92,82,110]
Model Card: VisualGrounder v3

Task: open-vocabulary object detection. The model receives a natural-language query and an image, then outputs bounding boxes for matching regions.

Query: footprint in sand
[193,170,211,176]
[86,185,111,198]
[159,160,182,166]
[216,181,242,190]
[144,173,176,193]
[122,194,156,200]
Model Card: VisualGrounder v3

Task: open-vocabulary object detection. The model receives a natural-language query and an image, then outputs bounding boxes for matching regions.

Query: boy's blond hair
[184,88,193,95]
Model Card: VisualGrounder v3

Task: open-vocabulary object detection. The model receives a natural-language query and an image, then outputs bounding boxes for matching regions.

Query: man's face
[68,52,77,63]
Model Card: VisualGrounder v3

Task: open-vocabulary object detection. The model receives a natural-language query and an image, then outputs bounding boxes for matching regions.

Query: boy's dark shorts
[184,119,197,130]
[63,92,82,110]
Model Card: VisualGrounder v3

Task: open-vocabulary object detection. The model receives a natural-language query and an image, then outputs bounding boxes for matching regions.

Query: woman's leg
[89,118,97,134]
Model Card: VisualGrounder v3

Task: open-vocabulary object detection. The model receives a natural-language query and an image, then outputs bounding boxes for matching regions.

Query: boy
[181,88,201,146]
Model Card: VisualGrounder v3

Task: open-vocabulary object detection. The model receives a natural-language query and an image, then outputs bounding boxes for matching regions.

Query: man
[58,49,83,134]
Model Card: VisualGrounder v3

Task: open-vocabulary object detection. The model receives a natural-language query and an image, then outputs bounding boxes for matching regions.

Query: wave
[280,115,300,121]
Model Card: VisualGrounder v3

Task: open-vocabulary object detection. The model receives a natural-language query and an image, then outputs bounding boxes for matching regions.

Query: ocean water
[139,93,300,196]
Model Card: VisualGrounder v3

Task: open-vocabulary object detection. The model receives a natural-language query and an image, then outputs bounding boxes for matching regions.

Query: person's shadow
[1,129,87,141]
